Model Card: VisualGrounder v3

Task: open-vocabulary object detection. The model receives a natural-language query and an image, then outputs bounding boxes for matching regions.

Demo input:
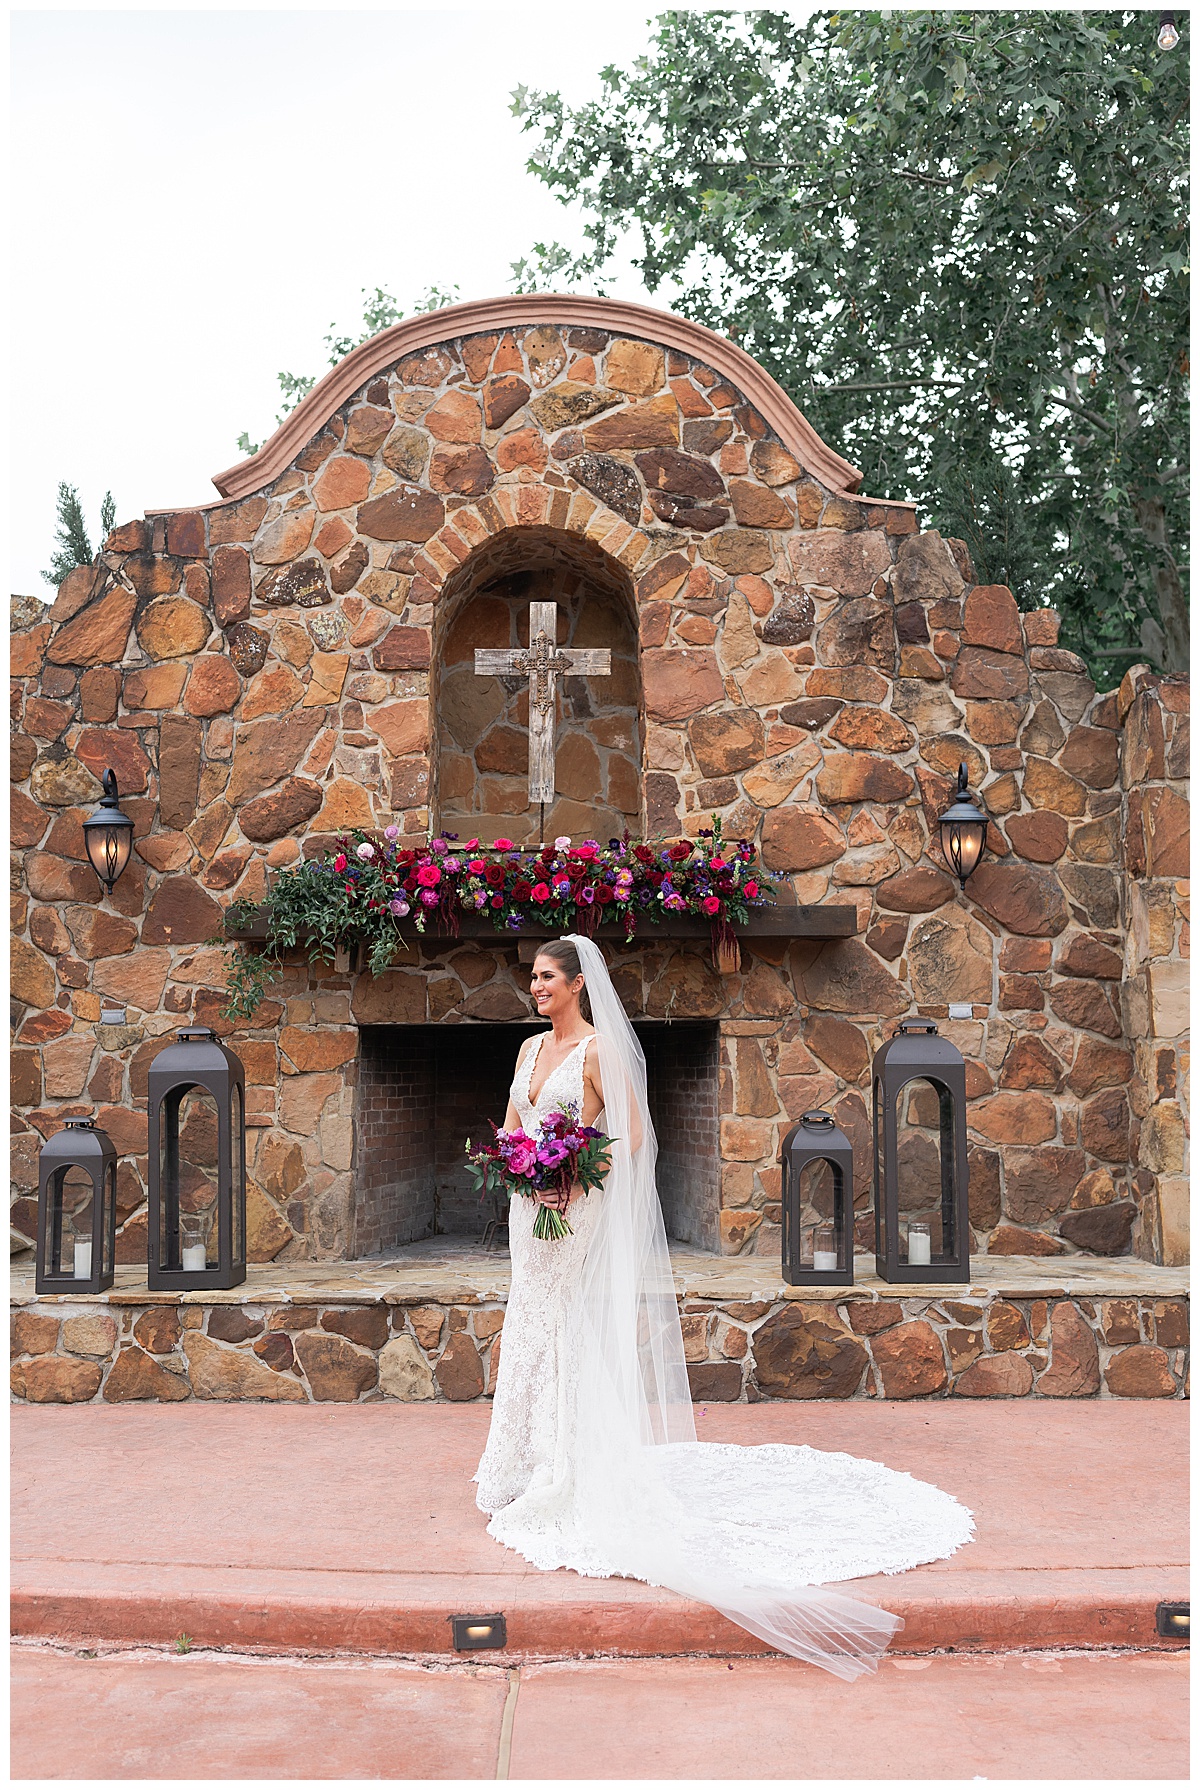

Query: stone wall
[8,299,1189,1267]
[9,1284,1188,1405]
[1119,669,1190,1264]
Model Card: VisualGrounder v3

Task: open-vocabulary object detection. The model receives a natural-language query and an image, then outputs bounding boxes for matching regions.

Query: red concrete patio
[11,1399,1188,1659]
[11,1643,1189,1780]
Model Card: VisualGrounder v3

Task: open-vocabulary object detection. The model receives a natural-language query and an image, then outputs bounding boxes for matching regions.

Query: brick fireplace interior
[355,1022,721,1255]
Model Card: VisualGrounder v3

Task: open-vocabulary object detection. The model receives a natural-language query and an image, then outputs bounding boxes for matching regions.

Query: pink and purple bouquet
[466,1106,614,1240]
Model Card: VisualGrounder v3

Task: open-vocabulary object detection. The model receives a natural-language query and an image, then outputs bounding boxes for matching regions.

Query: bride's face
[531,955,584,1024]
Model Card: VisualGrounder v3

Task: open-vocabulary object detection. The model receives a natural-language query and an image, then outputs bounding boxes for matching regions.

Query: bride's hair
[535,938,592,1022]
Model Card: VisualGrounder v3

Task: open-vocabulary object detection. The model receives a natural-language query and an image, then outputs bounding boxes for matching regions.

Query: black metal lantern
[873,1019,971,1283]
[82,769,135,895]
[780,1109,854,1286]
[36,1119,118,1295]
[147,1027,246,1290]
[938,762,988,887]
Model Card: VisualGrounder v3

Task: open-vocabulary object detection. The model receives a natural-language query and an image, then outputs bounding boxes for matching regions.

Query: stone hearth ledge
[11,1244,1188,1309]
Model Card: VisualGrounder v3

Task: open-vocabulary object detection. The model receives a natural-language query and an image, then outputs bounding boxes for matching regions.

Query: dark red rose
[646,869,664,887]
[491,895,504,908]
[485,864,505,887]
[634,845,655,865]
[593,884,614,903]
[513,879,532,900]
[668,841,692,862]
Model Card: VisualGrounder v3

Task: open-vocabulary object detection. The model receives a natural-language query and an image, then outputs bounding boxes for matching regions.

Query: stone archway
[433,525,642,845]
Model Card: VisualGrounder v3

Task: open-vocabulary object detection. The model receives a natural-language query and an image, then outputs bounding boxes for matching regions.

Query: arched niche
[433,526,641,846]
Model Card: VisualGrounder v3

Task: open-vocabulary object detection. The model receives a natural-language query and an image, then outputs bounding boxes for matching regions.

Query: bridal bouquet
[465,1107,614,1240]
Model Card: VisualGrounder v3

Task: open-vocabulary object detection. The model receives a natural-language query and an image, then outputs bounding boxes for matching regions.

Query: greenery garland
[221,819,775,1021]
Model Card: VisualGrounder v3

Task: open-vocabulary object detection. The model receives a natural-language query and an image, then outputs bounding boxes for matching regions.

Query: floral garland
[222,819,774,1021]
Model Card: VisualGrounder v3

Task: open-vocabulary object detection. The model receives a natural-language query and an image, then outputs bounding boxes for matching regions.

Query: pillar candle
[73,1239,92,1277]
[182,1245,207,1271]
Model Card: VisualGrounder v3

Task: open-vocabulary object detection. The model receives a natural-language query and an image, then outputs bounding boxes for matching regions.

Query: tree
[42,483,116,587]
[236,282,461,457]
[512,10,1189,682]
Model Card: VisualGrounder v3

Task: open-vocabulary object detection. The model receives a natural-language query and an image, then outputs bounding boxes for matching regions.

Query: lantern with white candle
[147,1027,246,1291]
[872,1019,971,1283]
[779,1109,854,1286]
[36,1119,118,1295]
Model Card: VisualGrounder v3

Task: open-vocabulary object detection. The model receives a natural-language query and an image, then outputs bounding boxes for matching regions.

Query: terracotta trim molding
[207,293,879,506]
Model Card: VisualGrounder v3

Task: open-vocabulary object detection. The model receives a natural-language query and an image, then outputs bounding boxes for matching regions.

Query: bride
[474,935,974,1679]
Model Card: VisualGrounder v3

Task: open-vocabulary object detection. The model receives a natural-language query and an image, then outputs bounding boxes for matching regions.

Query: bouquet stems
[532,1201,574,1240]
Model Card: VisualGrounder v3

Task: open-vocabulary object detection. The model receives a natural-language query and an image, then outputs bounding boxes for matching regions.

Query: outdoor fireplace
[355,1021,721,1256]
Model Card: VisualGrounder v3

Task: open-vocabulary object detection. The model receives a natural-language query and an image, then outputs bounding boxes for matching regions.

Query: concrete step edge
[12,1567,1189,1658]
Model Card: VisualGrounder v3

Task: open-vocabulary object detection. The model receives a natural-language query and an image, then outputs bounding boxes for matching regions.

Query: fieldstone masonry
[9,296,1189,1405]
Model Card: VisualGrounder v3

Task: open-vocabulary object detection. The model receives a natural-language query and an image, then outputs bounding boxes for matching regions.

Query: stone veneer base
[11,1246,1187,1403]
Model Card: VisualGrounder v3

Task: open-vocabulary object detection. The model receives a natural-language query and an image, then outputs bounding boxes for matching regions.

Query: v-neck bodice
[514,1033,594,1130]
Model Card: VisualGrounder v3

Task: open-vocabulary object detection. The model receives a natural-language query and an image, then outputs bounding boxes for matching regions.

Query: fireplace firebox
[355,1023,721,1255]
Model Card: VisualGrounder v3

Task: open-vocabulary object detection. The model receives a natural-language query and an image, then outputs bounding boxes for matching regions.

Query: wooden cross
[474,600,611,831]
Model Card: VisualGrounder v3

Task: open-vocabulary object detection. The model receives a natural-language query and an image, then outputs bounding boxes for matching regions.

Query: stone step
[11,1401,1188,1663]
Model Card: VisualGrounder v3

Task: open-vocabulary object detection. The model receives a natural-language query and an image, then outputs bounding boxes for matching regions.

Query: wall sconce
[82,770,134,895]
[938,763,988,887]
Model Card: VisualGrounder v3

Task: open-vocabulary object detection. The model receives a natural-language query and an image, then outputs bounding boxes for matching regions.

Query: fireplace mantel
[224,905,859,944]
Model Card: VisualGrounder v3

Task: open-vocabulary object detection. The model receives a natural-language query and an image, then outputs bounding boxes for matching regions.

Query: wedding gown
[474,937,975,1679]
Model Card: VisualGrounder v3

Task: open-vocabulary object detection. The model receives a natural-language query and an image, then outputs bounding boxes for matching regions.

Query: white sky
[10,5,682,596]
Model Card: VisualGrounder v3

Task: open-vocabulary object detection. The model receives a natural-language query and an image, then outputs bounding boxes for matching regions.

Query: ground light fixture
[82,769,135,895]
[938,762,989,887]
[1158,11,1180,49]
[449,1614,507,1650]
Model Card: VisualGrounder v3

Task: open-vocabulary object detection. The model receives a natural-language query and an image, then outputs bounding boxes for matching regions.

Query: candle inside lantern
[73,1239,92,1278]
[907,1221,932,1266]
[182,1244,207,1271]
[813,1223,838,1272]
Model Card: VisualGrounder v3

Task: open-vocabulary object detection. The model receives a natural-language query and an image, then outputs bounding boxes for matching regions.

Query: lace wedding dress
[474,937,975,1679]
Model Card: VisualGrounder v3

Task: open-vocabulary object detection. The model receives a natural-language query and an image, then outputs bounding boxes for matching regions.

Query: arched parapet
[209,294,876,507]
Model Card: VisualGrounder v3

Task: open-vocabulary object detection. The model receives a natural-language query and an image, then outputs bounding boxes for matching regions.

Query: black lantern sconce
[36,1118,118,1295]
[780,1110,854,1286]
[82,770,135,895]
[872,1019,971,1284]
[938,762,988,887]
[147,1027,246,1291]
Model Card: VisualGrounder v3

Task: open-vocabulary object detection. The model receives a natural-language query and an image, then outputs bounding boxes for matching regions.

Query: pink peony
[384,824,400,841]
[506,1138,538,1177]
[416,864,441,888]
[420,889,439,907]
[356,842,375,860]
[554,834,572,849]
[389,897,409,916]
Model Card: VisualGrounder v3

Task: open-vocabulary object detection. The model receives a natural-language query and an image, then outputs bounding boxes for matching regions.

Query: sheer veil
[565,934,913,1680]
